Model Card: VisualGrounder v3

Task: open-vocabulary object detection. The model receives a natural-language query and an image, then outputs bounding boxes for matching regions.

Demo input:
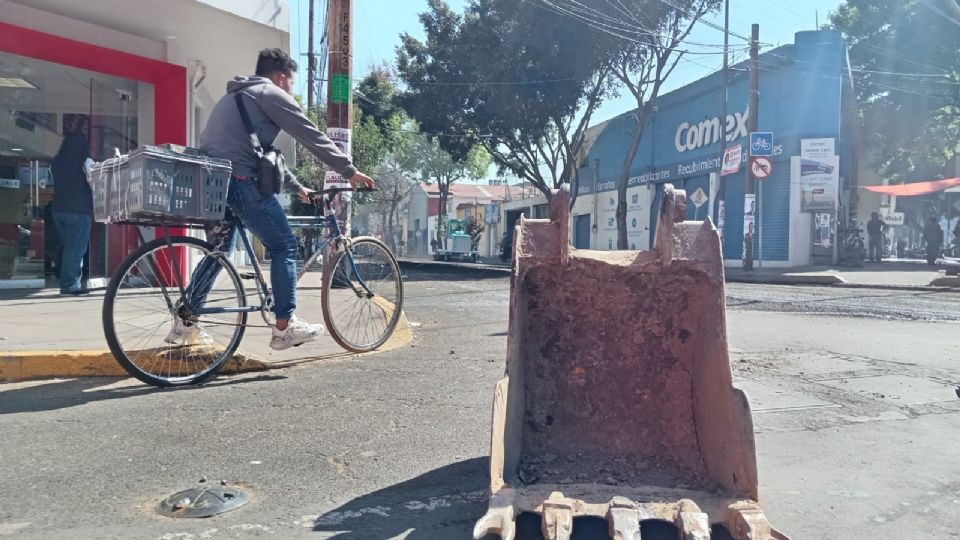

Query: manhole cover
[157,483,250,518]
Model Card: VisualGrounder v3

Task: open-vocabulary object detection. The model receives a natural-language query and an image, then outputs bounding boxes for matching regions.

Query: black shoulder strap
[234,92,263,155]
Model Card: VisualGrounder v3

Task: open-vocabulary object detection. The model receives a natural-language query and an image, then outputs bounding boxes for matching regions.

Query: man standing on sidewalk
[867,212,886,263]
[51,117,92,296]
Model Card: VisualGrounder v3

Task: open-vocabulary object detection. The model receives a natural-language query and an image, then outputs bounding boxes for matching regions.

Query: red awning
[864,177,960,196]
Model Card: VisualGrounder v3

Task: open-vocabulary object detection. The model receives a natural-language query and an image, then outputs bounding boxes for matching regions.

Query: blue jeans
[52,211,91,292]
[189,179,298,319]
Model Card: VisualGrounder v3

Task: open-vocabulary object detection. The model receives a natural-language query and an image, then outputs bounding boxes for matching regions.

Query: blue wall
[582,30,854,260]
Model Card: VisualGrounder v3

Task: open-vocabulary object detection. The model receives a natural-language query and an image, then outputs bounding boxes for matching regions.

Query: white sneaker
[164,319,214,347]
[270,315,325,351]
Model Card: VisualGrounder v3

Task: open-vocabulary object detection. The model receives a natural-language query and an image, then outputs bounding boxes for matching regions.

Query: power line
[534,0,748,50]
[653,0,752,42]
[917,0,960,27]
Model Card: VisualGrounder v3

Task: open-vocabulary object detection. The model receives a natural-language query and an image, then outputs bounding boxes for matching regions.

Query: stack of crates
[92,145,231,225]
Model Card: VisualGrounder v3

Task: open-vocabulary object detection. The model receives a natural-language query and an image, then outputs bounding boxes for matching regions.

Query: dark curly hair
[255,48,297,77]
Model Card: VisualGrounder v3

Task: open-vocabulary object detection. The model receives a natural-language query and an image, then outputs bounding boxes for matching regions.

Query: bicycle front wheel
[102,236,248,387]
[322,237,403,352]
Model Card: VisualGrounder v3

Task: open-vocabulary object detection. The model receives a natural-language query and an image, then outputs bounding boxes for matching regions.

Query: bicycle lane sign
[750,132,773,157]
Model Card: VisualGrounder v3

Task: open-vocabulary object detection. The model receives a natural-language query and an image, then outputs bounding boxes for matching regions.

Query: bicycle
[101,187,403,387]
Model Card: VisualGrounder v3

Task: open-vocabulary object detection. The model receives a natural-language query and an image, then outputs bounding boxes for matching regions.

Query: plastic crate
[91,156,126,223]
[93,146,231,225]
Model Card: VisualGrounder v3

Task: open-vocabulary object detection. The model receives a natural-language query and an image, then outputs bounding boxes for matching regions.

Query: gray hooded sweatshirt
[200,76,357,192]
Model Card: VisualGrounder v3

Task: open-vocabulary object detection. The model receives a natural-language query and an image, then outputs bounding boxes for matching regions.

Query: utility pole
[325,0,353,232]
[307,0,316,111]
[743,23,759,271]
[716,0,730,242]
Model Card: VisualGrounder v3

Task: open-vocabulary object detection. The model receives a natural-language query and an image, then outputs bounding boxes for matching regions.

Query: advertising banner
[798,156,840,212]
[323,127,353,188]
[721,144,742,176]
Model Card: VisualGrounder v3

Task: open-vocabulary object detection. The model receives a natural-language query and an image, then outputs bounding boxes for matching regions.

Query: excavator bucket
[474,185,789,540]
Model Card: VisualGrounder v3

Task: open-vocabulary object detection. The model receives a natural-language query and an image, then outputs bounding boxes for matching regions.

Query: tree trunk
[387,199,398,252]
[380,213,388,244]
[437,183,448,250]
[616,111,648,249]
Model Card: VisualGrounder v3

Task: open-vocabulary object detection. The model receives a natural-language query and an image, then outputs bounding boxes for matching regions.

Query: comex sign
[674,110,749,153]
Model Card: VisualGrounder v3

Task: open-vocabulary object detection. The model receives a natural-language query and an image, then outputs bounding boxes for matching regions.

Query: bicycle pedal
[239,272,256,280]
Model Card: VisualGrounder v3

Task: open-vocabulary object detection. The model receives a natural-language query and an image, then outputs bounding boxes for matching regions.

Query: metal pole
[307,0,316,111]
[759,177,763,269]
[325,0,353,233]
[716,0,730,241]
[743,23,759,271]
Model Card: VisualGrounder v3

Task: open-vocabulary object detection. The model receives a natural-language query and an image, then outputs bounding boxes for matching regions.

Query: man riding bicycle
[166,48,374,351]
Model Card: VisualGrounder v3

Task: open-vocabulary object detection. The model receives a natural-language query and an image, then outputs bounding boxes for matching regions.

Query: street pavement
[1,269,960,539]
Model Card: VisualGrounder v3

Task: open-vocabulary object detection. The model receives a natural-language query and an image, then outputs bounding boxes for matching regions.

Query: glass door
[0,51,140,287]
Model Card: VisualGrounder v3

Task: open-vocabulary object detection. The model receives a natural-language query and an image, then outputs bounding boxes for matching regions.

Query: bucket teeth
[472,488,517,540]
[541,492,574,540]
[606,497,641,540]
[726,503,792,540]
[677,499,711,540]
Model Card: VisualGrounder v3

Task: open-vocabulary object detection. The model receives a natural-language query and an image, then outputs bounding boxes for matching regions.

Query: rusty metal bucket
[474,185,789,540]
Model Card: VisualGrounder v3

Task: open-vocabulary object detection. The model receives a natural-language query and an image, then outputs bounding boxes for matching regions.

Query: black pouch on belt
[234,93,283,198]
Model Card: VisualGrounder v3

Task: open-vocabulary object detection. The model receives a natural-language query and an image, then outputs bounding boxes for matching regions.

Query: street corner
[0,350,270,383]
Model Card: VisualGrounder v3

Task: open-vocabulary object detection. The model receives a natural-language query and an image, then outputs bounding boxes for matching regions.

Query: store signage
[721,144,742,176]
[880,211,905,226]
[801,138,835,159]
[675,109,749,153]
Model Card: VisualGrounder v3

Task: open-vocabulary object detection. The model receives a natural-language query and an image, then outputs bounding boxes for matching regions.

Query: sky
[291,0,844,124]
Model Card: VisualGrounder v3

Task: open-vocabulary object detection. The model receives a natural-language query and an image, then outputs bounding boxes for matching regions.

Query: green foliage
[396,0,620,197]
[831,0,960,181]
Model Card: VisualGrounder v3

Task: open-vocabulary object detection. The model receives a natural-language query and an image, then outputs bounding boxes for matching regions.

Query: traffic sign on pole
[750,132,773,157]
[751,156,773,179]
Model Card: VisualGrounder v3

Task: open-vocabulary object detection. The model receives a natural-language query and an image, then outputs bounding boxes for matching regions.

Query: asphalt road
[1,270,958,539]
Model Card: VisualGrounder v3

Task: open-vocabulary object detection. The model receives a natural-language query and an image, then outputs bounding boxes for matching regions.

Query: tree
[365,115,422,251]
[831,0,960,183]
[355,64,404,141]
[396,0,619,199]
[599,0,720,248]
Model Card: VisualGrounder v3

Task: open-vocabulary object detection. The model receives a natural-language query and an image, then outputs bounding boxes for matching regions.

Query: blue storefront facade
[572,30,858,266]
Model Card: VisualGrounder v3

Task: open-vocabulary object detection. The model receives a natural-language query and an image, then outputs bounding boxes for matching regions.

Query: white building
[405,181,525,258]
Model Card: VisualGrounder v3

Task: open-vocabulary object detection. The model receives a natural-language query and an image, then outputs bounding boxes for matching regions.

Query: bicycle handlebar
[312,186,377,197]
[308,186,377,213]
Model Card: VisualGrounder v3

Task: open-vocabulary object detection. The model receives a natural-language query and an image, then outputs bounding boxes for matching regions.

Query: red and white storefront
[0,0,291,288]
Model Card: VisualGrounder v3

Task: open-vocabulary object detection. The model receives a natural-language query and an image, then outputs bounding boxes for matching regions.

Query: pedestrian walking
[867,212,886,262]
[51,116,93,296]
[923,216,943,265]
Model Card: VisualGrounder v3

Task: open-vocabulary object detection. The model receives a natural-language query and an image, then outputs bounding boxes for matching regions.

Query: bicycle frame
[178,202,374,322]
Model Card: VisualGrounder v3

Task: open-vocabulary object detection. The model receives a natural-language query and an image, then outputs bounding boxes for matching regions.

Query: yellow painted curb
[0,350,269,383]
[0,313,413,383]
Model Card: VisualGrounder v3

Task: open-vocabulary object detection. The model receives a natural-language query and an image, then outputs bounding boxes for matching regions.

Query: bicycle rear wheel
[102,236,247,387]
[321,237,403,352]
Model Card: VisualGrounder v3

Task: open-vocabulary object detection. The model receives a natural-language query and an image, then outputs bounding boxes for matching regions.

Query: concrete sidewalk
[0,269,411,381]
[400,256,960,290]
[725,259,958,290]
